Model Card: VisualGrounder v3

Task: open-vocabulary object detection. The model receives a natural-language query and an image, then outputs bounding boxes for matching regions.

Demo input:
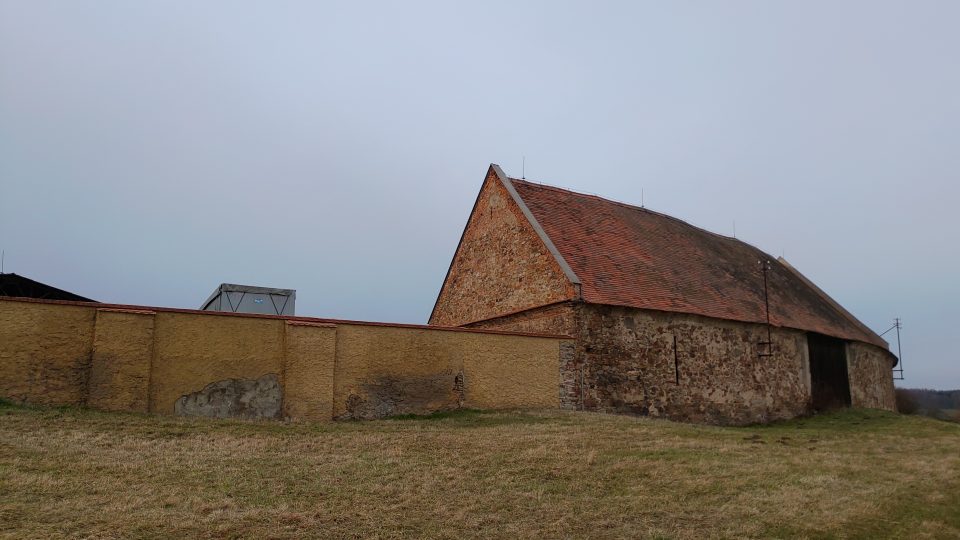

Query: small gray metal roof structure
[201,283,295,316]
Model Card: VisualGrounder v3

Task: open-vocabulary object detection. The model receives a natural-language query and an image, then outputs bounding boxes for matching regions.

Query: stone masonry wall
[846,341,897,411]
[576,304,812,425]
[430,169,576,327]
[472,301,897,424]
[472,302,820,424]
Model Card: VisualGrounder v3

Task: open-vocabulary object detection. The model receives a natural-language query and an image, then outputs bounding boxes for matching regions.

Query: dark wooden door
[808,333,851,411]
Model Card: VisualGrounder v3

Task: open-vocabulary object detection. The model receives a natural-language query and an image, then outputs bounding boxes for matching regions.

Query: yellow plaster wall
[332,324,461,419]
[283,321,337,421]
[0,300,95,406]
[148,311,286,415]
[461,333,560,410]
[0,298,565,421]
[333,324,561,418]
[88,309,155,413]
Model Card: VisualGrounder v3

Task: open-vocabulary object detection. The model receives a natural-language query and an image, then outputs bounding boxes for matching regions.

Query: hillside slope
[1,404,958,539]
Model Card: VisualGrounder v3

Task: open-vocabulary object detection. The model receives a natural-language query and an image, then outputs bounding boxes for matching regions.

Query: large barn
[430,165,897,424]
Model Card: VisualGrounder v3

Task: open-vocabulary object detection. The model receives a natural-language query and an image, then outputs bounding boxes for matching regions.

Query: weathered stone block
[174,373,282,420]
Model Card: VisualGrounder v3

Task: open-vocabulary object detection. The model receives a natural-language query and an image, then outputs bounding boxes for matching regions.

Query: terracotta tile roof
[508,177,888,349]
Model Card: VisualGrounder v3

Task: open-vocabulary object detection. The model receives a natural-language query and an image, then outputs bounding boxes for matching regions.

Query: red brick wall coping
[0,296,574,340]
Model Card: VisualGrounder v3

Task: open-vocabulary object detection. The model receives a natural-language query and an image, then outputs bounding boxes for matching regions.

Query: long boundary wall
[0,298,568,421]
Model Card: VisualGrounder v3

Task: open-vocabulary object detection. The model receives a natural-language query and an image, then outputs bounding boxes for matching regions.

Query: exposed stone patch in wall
[174,373,282,420]
[150,313,285,415]
[338,372,461,420]
[846,342,897,411]
[430,170,576,327]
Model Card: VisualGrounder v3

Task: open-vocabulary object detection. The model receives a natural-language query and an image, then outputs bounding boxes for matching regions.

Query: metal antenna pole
[895,317,903,378]
[757,259,773,357]
[763,260,772,343]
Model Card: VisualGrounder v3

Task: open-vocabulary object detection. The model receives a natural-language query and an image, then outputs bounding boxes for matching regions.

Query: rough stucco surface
[0,298,566,421]
[174,373,282,419]
[333,324,561,419]
[460,332,561,411]
[283,322,337,421]
[467,303,580,408]
[847,341,897,411]
[430,169,576,327]
[333,325,461,419]
[0,301,94,406]
[149,312,285,415]
[88,309,154,413]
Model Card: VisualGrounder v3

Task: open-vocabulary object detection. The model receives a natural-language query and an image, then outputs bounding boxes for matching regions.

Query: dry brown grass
[1,404,958,539]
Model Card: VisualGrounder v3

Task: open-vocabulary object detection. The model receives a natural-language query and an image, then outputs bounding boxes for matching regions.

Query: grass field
[1,403,959,539]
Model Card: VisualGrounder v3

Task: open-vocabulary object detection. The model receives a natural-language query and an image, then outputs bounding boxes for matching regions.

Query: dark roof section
[505,176,888,350]
[0,273,96,302]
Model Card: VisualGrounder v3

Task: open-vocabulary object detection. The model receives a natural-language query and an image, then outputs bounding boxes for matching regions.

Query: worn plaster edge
[174,372,281,413]
[96,307,156,315]
[285,320,336,328]
[0,296,566,339]
[491,164,583,295]
[458,300,576,328]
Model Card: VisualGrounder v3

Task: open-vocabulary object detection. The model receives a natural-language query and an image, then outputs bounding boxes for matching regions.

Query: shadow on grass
[0,397,76,413]
[384,408,552,428]
[732,408,960,439]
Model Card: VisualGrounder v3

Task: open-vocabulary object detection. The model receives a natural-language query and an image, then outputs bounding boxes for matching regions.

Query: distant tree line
[895,388,960,422]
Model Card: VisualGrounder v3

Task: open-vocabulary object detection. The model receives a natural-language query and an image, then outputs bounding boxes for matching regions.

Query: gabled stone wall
[430,169,576,327]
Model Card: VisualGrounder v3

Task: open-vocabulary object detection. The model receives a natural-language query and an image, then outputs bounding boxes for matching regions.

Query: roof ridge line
[508,176,776,259]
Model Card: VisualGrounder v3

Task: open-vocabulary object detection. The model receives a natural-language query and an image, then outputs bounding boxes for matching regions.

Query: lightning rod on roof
[1,250,4,273]
[879,318,905,380]
[522,156,525,179]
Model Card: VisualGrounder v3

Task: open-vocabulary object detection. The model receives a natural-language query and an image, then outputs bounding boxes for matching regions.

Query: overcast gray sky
[1,1,957,389]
